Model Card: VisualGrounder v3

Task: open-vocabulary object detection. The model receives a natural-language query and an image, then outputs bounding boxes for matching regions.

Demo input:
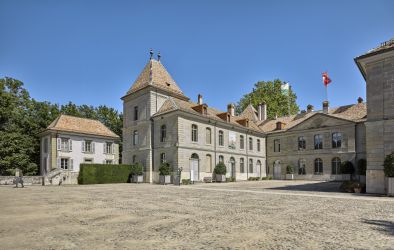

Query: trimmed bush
[78,164,133,184]
[214,162,227,175]
[248,177,260,181]
[340,161,355,175]
[357,159,366,176]
[384,151,394,177]
[130,162,144,176]
[159,162,171,176]
[182,179,192,185]
[286,165,294,174]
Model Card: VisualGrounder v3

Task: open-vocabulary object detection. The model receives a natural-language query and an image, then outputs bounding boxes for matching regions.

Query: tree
[235,79,299,119]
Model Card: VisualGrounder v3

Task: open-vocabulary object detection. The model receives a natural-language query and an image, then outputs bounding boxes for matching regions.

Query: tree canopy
[0,77,123,175]
[235,79,299,119]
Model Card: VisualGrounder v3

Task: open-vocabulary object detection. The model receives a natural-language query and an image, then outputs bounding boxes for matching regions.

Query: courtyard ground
[0,180,393,249]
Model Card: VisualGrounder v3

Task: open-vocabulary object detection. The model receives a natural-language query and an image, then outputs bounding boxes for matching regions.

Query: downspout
[150,117,155,184]
[214,121,217,169]
[246,130,249,180]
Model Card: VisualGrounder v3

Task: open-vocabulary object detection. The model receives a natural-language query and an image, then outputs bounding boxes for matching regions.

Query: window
[105,160,113,164]
[314,158,323,174]
[191,124,198,142]
[219,155,224,163]
[60,158,69,170]
[240,158,245,173]
[332,132,342,148]
[298,136,306,150]
[314,134,323,149]
[249,137,253,150]
[206,128,212,144]
[219,130,224,146]
[249,159,253,173]
[43,138,48,153]
[298,159,306,175]
[160,125,166,142]
[331,157,341,175]
[83,140,94,153]
[134,106,138,121]
[274,139,280,152]
[132,155,137,163]
[240,135,244,149]
[60,138,70,151]
[84,158,93,164]
[160,153,166,163]
[133,130,138,145]
[206,154,212,172]
[105,142,113,154]
[257,139,261,152]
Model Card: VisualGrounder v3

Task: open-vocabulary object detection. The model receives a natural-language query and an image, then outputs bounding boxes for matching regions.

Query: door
[230,158,236,178]
[274,161,281,179]
[190,159,199,181]
[256,161,261,177]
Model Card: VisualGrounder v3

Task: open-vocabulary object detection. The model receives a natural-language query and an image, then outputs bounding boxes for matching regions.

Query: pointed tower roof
[124,59,188,100]
[240,104,259,122]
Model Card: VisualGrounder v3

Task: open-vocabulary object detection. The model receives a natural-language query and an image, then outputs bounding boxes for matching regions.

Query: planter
[286,174,294,180]
[159,175,171,185]
[132,175,143,183]
[388,177,394,196]
[216,174,226,182]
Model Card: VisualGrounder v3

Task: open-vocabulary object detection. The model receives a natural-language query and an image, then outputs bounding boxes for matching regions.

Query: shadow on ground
[266,181,342,193]
[363,219,394,236]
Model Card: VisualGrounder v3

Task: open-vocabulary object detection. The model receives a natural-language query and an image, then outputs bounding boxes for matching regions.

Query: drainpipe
[214,121,217,169]
[246,130,249,180]
[150,117,155,183]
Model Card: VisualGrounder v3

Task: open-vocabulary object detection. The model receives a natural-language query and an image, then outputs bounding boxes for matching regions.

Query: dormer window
[276,121,285,130]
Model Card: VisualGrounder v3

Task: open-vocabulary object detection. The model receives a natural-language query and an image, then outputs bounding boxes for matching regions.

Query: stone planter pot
[388,177,394,196]
[132,175,143,183]
[286,174,294,180]
[216,175,226,182]
[159,175,171,185]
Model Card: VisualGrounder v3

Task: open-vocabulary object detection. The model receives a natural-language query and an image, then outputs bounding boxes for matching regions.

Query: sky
[1,0,393,113]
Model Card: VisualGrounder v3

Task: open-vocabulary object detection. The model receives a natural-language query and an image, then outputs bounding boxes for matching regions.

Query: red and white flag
[322,72,332,86]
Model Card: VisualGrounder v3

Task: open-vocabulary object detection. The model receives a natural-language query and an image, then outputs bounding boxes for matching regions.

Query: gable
[287,113,354,132]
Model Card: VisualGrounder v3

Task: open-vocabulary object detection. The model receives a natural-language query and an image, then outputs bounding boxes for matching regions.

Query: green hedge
[78,164,133,184]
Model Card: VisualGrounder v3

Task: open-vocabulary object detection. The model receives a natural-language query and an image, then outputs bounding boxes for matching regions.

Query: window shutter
[82,141,85,152]
[70,159,74,170]
[69,139,73,151]
[92,142,95,153]
[103,143,106,154]
[111,143,114,154]
[57,158,61,168]
[57,138,61,150]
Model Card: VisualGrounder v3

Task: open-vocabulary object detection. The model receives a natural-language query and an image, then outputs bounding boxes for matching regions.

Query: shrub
[261,176,272,180]
[286,165,294,174]
[339,181,366,193]
[130,162,144,176]
[384,151,394,177]
[357,159,367,176]
[159,162,171,176]
[214,162,227,175]
[230,176,236,182]
[248,177,260,181]
[182,179,191,185]
[78,164,133,184]
[340,161,355,175]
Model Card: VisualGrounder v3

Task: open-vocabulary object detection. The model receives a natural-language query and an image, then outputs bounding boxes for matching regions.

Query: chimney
[258,102,267,121]
[307,104,314,113]
[197,94,203,105]
[357,97,363,104]
[323,101,329,114]
[227,103,235,116]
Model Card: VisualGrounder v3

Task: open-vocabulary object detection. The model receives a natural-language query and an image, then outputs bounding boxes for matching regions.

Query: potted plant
[214,162,227,182]
[357,159,366,183]
[286,165,294,180]
[131,162,144,183]
[384,151,394,196]
[159,162,172,185]
[340,161,354,181]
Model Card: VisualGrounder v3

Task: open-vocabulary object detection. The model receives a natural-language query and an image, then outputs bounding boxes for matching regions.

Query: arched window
[206,128,212,144]
[256,160,261,174]
[298,159,306,175]
[298,136,306,150]
[160,125,166,142]
[314,158,323,174]
[240,135,245,149]
[332,132,342,148]
[257,139,261,152]
[160,153,166,163]
[274,139,280,152]
[133,130,138,146]
[249,137,253,150]
[314,134,323,149]
[191,124,198,142]
[332,157,341,175]
[240,158,245,173]
[219,130,224,146]
[249,159,253,173]
[219,155,224,163]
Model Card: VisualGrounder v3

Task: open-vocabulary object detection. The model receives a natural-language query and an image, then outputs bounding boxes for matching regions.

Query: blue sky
[1,0,393,112]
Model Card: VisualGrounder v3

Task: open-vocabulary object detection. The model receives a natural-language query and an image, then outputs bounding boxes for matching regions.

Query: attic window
[276,121,285,130]
[227,114,230,122]
[166,82,171,87]
[203,106,207,115]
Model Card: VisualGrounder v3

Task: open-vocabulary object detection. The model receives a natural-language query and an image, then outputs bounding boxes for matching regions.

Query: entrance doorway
[274,160,281,179]
[190,153,199,182]
[229,157,236,178]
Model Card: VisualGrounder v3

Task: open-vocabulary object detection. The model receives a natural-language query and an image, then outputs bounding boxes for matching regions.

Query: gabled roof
[125,59,188,99]
[259,102,367,133]
[153,98,263,133]
[240,104,259,122]
[44,115,120,139]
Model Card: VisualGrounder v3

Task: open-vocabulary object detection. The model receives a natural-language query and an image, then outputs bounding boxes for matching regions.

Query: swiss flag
[322,72,332,86]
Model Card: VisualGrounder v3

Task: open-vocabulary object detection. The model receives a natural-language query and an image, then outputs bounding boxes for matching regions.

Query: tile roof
[126,59,188,99]
[240,104,259,122]
[45,115,120,138]
[258,102,367,133]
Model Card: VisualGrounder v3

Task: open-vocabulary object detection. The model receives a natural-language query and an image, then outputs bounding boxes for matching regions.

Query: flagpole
[325,84,328,102]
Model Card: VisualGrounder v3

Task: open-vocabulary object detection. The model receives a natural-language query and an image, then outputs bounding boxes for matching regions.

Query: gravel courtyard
[0,181,393,249]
